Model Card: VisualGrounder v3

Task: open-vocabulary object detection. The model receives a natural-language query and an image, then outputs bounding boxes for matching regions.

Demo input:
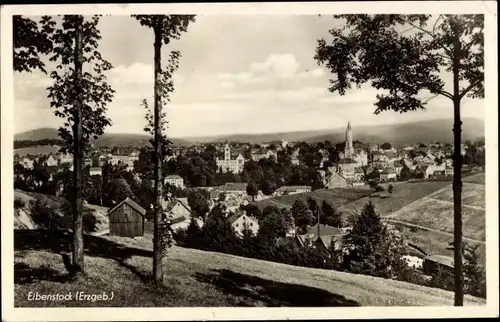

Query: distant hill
[185,117,484,145]
[14,128,192,147]
[15,117,484,147]
[304,118,485,145]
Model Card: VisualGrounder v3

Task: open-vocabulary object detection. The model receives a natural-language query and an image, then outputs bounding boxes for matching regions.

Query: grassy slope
[338,181,453,216]
[384,173,485,259]
[14,230,484,307]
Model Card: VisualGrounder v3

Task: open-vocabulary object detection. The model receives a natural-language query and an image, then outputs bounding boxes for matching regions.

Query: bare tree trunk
[152,26,164,283]
[72,18,85,275]
[452,32,464,306]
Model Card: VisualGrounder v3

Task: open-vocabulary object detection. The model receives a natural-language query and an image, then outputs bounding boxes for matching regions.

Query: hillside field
[387,182,485,242]
[13,230,484,307]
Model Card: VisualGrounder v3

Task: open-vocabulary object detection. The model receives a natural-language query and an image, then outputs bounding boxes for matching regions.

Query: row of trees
[176,201,485,298]
[14,14,196,283]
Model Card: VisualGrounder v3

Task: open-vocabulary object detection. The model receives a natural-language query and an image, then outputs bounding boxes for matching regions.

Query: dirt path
[381,218,485,244]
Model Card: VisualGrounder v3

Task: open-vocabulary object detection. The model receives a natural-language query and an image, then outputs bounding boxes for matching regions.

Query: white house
[21,158,34,170]
[227,213,259,237]
[425,164,446,178]
[273,185,312,197]
[45,155,58,167]
[59,153,73,165]
[402,255,424,270]
[165,175,185,189]
[380,167,397,181]
[251,148,278,162]
[89,167,102,176]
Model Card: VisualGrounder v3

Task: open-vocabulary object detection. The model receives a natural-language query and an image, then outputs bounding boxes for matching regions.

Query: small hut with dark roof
[108,197,146,237]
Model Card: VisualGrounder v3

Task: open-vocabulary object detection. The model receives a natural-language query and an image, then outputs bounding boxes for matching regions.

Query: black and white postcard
[1,2,498,321]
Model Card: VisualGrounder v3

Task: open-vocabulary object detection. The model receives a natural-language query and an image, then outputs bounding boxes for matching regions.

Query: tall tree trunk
[452,31,464,306]
[72,18,85,275]
[152,26,164,283]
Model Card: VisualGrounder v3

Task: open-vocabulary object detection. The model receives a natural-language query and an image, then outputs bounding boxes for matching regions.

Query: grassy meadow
[14,230,485,307]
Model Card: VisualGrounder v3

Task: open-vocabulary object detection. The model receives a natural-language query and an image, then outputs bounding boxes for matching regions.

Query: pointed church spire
[347,121,351,130]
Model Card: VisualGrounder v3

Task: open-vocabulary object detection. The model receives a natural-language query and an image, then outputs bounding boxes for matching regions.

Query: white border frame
[1,2,498,321]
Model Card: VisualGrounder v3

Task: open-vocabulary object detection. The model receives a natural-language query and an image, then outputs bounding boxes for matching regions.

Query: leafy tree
[46,15,115,275]
[246,180,259,201]
[307,197,321,225]
[241,203,263,220]
[133,14,196,283]
[341,202,406,278]
[463,244,486,298]
[316,14,484,305]
[202,205,238,254]
[365,168,380,189]
[399,165,412,181]
[184,218,204,248]
[103,178,134,207]
[291,199,312,233]
[380,142,392,150]
[187,189,210,220]
[260,179,277,196]
[13,15,54,73]
[321,200,341,228]
[258,208,294,240]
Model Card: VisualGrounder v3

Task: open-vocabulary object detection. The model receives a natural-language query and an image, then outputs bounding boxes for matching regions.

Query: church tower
[345,121,354,158]
[224,143,231,160]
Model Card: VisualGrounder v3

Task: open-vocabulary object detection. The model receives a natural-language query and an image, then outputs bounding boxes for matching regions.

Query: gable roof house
[326,172,351,189]
[295,223,345,251]
[227,213,259,237]
[108,197,146,238]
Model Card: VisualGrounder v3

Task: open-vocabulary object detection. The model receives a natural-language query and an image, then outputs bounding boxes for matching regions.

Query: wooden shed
[108,197,146,238]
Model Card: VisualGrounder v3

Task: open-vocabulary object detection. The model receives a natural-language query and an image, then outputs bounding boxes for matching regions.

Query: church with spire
[325,121,368,189]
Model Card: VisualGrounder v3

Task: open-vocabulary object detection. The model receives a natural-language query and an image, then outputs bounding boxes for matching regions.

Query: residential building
[353,167,365,183]
[330,158,358,181]
[59,153,73,165]
[326,172,351,189]
[216,182,248,197]
[290,148,301,165]
[45,155,58,167]
[425,164,446,178]
[89,167,102,176]
[21,157,34,170]
[227,213,259,237]
[98,155,108,167]
[273,185,312,197]
[393,160,404,175]
[251,148,278,162]
[402,255,424,270]
[216,143,246,173]
[423,255,454,276]
[164,175,185,189]
[84,158,93,167]
[164,197,195,231]
[380,167,397,182]
[295,223,344,251]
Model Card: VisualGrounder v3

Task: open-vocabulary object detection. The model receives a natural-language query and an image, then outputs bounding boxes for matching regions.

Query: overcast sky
[14,15,485,138]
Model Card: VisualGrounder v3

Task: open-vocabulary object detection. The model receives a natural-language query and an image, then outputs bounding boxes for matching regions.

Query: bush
[29,197,56,229]
[14,197,26,209]
[398,267,430,286]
